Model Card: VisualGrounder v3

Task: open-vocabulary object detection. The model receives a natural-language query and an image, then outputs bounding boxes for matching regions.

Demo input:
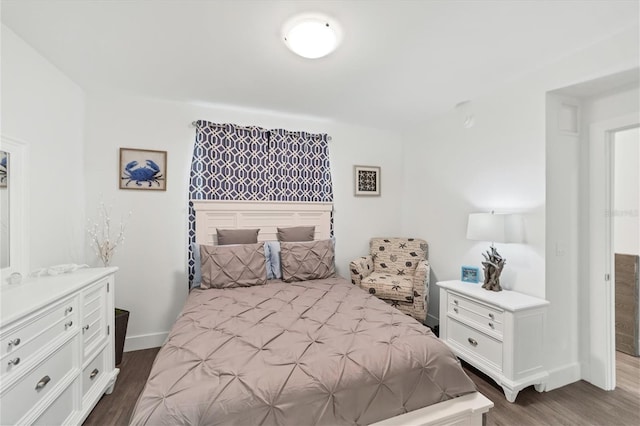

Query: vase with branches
[87,201,131,267]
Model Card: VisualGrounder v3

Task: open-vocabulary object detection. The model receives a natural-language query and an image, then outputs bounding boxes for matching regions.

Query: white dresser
[0,267,119,425]
[437,280,549,402]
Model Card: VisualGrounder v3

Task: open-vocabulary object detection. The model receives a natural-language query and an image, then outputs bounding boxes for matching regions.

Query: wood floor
[84,349,640,426]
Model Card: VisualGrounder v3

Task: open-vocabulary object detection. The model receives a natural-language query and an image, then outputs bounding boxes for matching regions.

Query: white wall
[83,92,406,350]
[402,25,639,390]
[614,125,639,255]
[0,25,86,270]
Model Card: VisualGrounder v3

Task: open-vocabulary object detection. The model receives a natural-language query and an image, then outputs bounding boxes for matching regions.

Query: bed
[129,201,492,426]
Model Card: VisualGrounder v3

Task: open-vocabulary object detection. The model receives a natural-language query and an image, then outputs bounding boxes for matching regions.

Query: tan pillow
[200,242,267,289]
[277,226,315,242]
[280,240,335,282]
[216,228,259,245]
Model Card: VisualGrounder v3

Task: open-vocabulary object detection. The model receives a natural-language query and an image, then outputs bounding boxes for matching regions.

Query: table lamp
[467,211,523,291]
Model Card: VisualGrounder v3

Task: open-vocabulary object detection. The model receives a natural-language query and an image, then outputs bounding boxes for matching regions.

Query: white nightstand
[437,280,549,402]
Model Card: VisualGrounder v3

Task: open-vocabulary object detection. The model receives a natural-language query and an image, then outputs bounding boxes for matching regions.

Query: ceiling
[2,0,638,130]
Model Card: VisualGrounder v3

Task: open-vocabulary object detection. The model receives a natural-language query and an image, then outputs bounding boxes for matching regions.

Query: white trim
[124,331,168,352]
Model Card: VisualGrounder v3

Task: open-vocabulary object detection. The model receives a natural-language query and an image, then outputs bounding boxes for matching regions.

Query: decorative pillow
[200,242,267,289]
[277,226,315,242]
[216,228,260,245]
[280,239,335,282]
[191,243,203,289]
[264,241,282,280]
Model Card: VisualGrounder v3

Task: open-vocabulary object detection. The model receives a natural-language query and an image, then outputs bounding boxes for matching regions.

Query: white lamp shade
[467,213,524,244]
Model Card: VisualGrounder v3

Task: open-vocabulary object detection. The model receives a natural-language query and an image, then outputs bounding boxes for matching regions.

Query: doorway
[588,115,640,391]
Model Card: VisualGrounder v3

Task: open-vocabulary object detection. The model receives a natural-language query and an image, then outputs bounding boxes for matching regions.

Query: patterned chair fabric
[350,238,430,322]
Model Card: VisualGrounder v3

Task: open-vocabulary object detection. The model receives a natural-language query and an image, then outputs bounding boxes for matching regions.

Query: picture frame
[354,165,381,196]
[461,266,480,283]
[119,148,167,191]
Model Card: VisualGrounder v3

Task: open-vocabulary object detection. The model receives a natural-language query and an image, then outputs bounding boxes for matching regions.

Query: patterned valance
[187,121,333,284]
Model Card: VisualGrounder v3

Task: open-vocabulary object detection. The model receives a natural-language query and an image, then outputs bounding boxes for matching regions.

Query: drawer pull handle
[467,337,478,347]
[7,338,21,347]
[35,375,51,391]
[83,324,90,333]
[90,368,100,380]
[65,321,73,329]
[453,307,459,313]
[489,322,494,328]
[453,300,459,305]
[8,357,20,366]
[65,306,73,315]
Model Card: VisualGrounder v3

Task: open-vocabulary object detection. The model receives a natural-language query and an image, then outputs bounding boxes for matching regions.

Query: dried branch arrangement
[87,201,131,267]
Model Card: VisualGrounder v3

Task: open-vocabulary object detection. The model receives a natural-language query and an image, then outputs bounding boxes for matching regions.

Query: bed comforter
[129,277,476,425]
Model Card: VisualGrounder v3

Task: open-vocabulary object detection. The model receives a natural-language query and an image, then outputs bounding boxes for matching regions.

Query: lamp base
[481,246,505,292]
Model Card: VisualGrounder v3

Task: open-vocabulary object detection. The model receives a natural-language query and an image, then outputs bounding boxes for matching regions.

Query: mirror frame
[0,135,28,282]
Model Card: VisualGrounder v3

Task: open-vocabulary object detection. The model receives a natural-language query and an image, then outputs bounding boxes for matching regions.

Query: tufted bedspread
[129,277,476,425]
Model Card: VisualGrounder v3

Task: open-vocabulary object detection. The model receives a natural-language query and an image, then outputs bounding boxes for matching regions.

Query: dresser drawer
[448,292,503,336]
[447,318,503,370]
[33,379,76,426]
[0,337,77,425]
[83,346,106,400]
[1,296,78,376]
[82,279,108,359]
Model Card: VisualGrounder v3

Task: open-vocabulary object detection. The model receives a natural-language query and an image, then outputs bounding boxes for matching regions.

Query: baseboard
[545,362,581,391]
[425,313,439,327]
[124,331,168,352]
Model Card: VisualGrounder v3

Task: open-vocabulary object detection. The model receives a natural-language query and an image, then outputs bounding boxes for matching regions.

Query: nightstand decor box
[461,266,480,283]
[437,279,549,403]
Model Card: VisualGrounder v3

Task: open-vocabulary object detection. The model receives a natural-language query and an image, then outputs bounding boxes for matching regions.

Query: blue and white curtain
[188,120,333,284]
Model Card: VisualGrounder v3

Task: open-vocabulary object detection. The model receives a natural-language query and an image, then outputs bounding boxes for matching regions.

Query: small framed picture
[119,148,167,191]
[461,266,480,283]
[0,151,8,188]
[354,165,381,196]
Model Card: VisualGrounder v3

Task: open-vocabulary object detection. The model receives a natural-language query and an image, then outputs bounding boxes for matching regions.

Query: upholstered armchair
[350,238,430,322]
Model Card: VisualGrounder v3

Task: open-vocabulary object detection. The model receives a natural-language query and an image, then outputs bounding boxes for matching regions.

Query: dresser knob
[7,338,21,348]
[83,324,90,333]
[8,357,20,366]
[467,337,478,347]
[90,368,100,380]
[453,307,459,313]
[488,313,495,320]
[65,306,73,315]
[453,299,459,305]
[35,375,51,391]
[64,321,73,330]
[489,322,494,329]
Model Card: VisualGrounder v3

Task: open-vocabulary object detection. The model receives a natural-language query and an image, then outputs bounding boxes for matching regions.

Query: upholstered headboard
[192,200,332,245]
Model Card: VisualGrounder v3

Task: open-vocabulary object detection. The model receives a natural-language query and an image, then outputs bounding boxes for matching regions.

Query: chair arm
[411,260,431,322]
[349,255,373,286]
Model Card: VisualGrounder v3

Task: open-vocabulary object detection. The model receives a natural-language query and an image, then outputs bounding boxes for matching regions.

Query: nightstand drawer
[448,318,502,370]
[448,292,503,336]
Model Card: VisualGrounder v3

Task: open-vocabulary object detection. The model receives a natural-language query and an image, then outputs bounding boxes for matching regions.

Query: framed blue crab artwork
[119,148,167,191]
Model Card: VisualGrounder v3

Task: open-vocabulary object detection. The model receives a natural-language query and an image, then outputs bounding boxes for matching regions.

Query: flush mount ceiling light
[283,14,342,59]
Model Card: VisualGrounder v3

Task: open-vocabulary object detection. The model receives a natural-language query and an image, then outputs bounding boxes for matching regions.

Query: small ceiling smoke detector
[283,14,342,59]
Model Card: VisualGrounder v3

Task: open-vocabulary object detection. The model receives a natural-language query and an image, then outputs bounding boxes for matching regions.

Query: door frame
[588,113,639,390]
